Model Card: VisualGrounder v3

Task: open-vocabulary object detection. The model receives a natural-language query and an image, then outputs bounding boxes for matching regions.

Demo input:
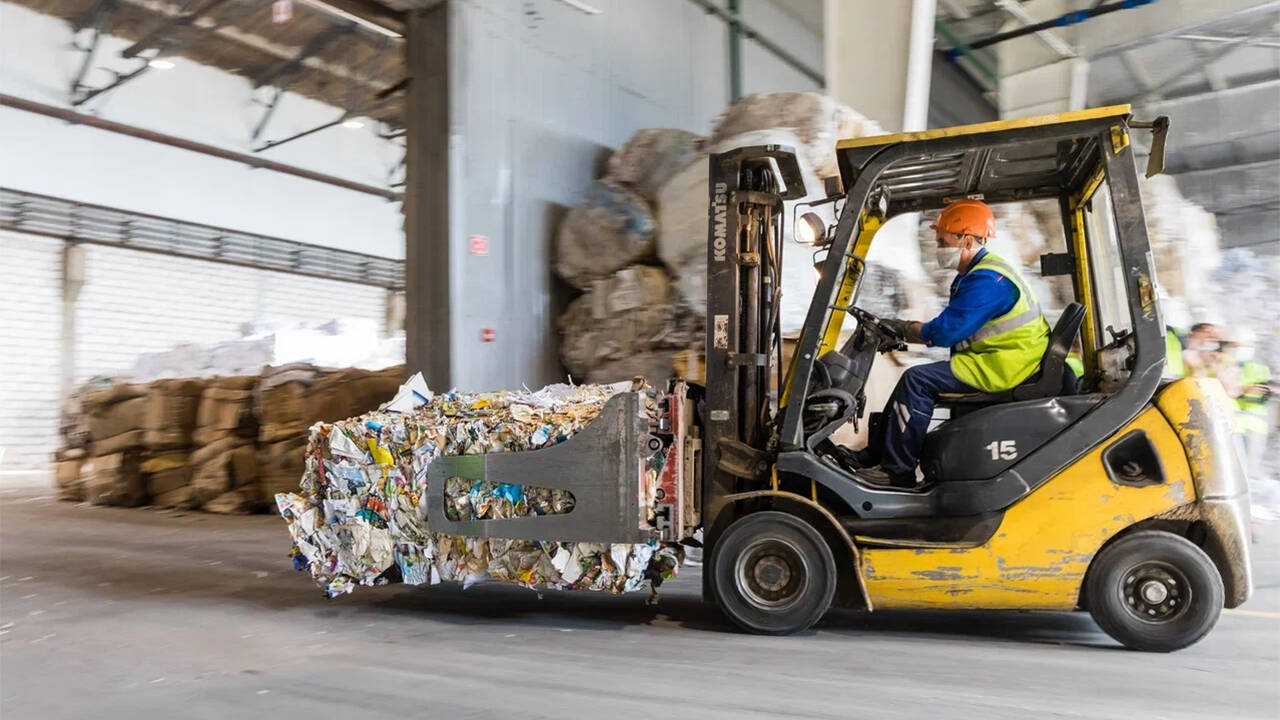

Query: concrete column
[824,0,936,133]
[60,243,84,401]
[403,5,453,389]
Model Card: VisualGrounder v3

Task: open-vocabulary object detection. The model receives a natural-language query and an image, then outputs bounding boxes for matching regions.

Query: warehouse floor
[2,489,1278,719]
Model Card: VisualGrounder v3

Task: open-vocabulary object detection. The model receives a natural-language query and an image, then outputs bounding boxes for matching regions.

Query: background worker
[856,199,1050,487]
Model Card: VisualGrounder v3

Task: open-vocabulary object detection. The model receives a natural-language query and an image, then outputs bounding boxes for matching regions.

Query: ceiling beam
[1173,159,1280,213]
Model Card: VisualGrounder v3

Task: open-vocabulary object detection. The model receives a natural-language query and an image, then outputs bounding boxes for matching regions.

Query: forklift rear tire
[1084,530,1224,653]
[712,511,837,635]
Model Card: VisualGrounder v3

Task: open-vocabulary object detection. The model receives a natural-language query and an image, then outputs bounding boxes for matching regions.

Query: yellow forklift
[430,106,1251,652]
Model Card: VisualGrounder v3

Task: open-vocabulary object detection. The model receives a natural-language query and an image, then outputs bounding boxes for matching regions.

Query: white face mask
[935,245,963,271]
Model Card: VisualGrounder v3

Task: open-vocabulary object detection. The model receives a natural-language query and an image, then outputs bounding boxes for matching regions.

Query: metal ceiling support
[961,0,1157,53]
[994,0,1076,58]
[299,0,406,38]
[935,17,997,86]
[251,22,355,141]
[74,0,260,107]
[1176,33,1280,49]
[120,0,229,59]
[684,0,825,87]
[1138,37,1248,101]
[69,0,119,102]
[254,22,354,89]
[0,93,400,200]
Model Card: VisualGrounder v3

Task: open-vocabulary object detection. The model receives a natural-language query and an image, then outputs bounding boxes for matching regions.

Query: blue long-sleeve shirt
[920,248,1020,349]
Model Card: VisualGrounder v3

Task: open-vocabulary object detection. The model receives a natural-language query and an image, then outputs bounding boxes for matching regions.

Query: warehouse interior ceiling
[935,0,1280,252]
[10,0,408,136]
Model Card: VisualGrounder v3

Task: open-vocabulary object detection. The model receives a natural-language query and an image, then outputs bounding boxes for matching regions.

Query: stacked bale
[257,365,404,503]
[140,379,205,507]
[82,384,148,506]
[183,376,259,512]
[556,93,888,384]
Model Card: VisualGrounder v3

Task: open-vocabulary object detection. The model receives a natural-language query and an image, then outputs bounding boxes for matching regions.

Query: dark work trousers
[872,360,980,475]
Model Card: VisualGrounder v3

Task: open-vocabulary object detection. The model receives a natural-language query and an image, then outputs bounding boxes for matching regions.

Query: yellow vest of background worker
[949,252,1051,394]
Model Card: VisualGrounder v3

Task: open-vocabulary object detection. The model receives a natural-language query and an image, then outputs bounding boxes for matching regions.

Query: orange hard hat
[932,199,996,240]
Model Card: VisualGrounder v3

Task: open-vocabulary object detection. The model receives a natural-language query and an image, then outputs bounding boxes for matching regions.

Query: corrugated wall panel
[0,230,63,470]
[75,246,391,381]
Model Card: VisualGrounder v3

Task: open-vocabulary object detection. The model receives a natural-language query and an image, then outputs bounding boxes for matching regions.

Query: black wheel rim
[733,537,810,612]
[1120,561,1192,623]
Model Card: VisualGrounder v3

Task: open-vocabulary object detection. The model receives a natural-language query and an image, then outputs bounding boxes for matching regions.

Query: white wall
[0,1,404,258]
[441,0,824,390]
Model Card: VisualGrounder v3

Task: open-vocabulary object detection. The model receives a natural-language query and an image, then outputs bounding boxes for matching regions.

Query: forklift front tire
[712,511,837,635]
[1084,530,1224,653]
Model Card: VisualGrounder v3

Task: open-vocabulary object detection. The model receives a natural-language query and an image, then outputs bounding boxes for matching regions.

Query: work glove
[881,318,913,340]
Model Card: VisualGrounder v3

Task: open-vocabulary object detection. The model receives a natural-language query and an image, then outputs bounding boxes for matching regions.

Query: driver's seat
[938,302,1085,406]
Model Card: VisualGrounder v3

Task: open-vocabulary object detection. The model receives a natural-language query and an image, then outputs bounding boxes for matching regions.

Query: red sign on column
[480,328,497,343]
[469,235,490,256]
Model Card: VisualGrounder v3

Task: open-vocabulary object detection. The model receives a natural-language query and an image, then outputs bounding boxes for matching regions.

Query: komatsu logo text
[712,182,728,262]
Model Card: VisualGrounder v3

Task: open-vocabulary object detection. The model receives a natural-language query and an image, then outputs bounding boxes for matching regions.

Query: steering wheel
[848,307,908,352]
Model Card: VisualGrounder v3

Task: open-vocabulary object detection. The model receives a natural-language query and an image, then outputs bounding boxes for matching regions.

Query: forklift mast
[701,147,807,532]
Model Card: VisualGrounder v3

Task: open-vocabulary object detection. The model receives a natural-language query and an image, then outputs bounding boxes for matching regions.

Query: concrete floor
[2,489,1278,720]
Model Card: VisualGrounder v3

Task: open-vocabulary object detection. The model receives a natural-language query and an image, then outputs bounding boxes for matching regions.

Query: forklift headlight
[795,212,828,246]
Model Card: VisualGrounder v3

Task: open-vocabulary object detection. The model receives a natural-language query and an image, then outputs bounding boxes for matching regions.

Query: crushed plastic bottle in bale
[274,380,683,598]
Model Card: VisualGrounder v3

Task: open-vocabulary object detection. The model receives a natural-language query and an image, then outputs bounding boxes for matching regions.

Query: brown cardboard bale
[258,382,311,442]
[150,486,193,509]
[85,451,145,507]
[190,434,251,468]
[194,386,256,445]
[86,396,147,441]
[143,452,192,497]
[92,429,146,456]
[190,445,257,506]
[147,468,191,497]
[83,383,146,410]
[257,437,307,500]
[306,366,403,425]
[203,490,254,514]
[143,379,205,449]
[208,375,259,391]
[55,459,85,501]
[54,447,87,462]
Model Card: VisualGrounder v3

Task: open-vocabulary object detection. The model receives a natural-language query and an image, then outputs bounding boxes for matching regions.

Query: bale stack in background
[555,92,887,385]
[141,379,205,507]
[82,384,148,506]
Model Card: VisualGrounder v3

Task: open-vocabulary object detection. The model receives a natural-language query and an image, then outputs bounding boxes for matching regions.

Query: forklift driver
[856,199,1051,488]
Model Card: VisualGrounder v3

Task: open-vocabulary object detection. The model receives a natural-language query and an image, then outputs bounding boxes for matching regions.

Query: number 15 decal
[986,440,1017,460]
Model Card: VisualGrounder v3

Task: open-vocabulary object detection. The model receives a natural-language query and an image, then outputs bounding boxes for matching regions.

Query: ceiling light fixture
[341,119,365,129]
[148,59,176,70]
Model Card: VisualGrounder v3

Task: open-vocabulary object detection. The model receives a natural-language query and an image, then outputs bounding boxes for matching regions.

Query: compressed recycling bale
[150,486,193,509]
[191,445,258,507]
[85,451,145,507]
[142,451,192,497]
[86,395,147,442]
[204,490,256,515]
[92,429,146,456]
[585,352,675,387]
[55,459,85,501]
[193,386,257,446]
[190,434,250,467]
[558,265,671,375]
[257,364,322,443]
[143,378,206,449]
[257,437,308,503]
[708,92,879,179]
[604,129,703,202]
[305,365,404,427]
[555,181,657,290]
[275,382,684,598]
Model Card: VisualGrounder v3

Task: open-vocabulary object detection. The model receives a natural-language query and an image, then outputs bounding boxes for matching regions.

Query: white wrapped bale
[555,181,657,289]
[708,92,882,179]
